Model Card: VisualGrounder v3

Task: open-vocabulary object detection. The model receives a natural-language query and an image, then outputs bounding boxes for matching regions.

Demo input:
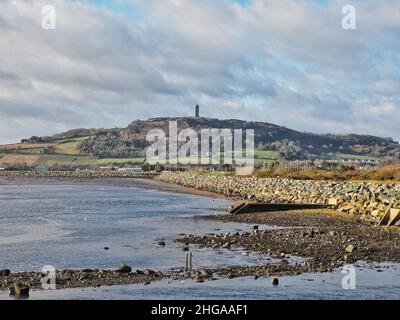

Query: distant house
[35,165,48,171]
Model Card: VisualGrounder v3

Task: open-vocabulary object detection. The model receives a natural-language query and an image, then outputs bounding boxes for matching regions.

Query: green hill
[0,116,399,169]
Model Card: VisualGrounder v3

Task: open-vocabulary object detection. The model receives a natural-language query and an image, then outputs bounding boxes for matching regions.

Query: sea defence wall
[157,172,400,225]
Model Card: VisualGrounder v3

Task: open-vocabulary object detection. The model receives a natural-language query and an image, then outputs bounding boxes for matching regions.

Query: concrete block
[388,209,400,226]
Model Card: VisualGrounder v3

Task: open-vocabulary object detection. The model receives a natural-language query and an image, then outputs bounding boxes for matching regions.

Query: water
[0,178,271,272]
[0,177,399,299]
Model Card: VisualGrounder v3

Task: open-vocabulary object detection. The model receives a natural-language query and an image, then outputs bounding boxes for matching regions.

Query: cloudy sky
[0,0,399,144]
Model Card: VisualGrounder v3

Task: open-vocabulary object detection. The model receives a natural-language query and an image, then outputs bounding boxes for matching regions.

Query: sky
[0,0,399,143]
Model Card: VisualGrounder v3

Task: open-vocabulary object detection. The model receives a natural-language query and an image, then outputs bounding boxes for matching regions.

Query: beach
[0,174,400,299]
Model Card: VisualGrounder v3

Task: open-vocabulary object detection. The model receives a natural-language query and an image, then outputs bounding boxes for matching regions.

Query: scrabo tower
[195,104,200,117]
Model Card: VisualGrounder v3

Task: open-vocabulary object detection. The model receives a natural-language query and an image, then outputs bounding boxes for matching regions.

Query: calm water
[0,177,399,299]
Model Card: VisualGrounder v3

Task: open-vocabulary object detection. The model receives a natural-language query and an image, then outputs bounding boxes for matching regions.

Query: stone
[0,269,11,276]
[143,269,154,276]
[9,285,15,295]
[345,244,355,253]
[328,198,338,206]
[272,278,279,285]
[13,283,29,297]
[222,242,231,248]
[117,264,132,273]
[371,210,381,218]
[79,274,92,281]
[158,240,166,247]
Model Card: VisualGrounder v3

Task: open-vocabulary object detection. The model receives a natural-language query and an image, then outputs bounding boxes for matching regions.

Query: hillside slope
[79,117,400,161]
[1,116,399,168]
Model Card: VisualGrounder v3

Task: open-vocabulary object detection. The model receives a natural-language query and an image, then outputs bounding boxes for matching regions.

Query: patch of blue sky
[234,0,252,7]
[233,0,332,6]
[68,0,141,20]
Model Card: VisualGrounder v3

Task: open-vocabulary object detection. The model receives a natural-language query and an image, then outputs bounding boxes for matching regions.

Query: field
[0,136,145,168]
[53,136,90,155]
[254,149,279,165]
[0,143,54,151]
[0,154,41,166]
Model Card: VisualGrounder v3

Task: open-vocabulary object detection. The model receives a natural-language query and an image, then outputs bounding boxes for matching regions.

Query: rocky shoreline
[4,208,400,296]
[177,210,400,278]
[2,173,400,296]
[0,266,164,294]
[158,172,400,224]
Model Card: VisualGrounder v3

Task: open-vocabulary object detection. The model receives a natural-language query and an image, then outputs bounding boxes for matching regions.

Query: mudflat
[178,210,400,278]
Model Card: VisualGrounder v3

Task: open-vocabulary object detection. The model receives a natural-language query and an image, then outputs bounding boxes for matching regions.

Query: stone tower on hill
[195,104,200,117]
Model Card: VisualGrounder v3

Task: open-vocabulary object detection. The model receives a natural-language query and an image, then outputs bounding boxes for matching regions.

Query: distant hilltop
[0,116,399,169]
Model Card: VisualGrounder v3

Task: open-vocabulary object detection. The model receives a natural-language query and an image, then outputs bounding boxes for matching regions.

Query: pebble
[117,264,132,273]
[0,269,11,277]
[345,244,355,253]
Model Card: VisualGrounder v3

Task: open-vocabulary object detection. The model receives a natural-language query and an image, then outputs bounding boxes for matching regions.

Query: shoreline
[176,210,400,279]
[1,173,400,295]
[157,172,400,225]
[3,206,400,293]
[0,174,233,200]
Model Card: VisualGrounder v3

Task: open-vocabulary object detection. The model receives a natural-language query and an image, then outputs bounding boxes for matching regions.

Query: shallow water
[0,178,273,272]
[0,177,399,300]
[1,262,400,300]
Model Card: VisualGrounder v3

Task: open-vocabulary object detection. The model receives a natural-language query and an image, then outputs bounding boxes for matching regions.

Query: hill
[0,117,399,169]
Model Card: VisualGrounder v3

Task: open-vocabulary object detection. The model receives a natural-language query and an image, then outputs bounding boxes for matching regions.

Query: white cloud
[0,0,399,143]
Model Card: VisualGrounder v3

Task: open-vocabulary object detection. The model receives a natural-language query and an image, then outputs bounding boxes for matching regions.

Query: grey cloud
[0,0,399,144]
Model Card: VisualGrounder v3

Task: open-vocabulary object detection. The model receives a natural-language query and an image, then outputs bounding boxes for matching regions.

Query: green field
[53,136,90,155]
[254,149,279,165]
[0,139,282,168]
[15,147,45,154]
[36,154,93,166]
